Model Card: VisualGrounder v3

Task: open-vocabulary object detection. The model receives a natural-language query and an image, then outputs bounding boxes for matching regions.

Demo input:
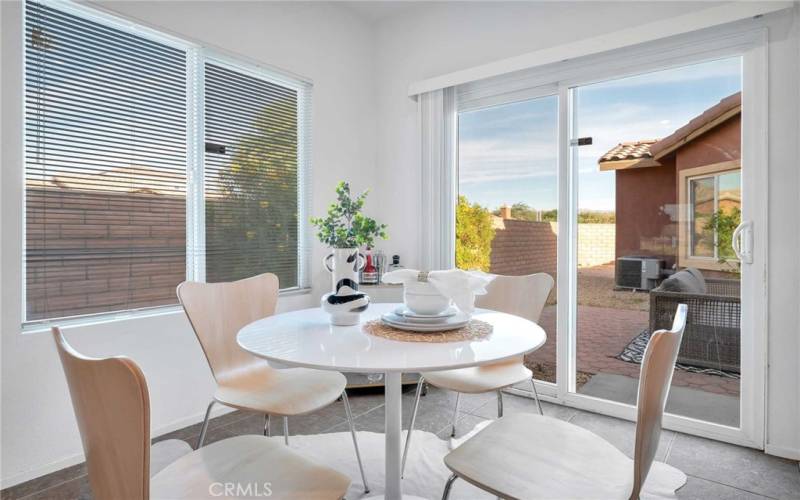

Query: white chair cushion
[150,439,192,477]
[215,365,346,416]
[444,413,686,500]
[151,435,350,499]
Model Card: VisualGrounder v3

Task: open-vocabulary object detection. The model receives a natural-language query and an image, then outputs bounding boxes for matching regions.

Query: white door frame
[492,27,768,448]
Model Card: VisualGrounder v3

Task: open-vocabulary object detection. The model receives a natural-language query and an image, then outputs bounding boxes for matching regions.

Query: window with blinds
[23,1,311,324]
[204,64,300,287]
[25,1,187,322]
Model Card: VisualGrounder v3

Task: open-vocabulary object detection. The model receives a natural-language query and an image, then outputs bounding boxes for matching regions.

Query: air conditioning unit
[615,256,664,291]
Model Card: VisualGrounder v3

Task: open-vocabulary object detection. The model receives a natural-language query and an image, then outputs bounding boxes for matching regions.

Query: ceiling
[338,1,421,22]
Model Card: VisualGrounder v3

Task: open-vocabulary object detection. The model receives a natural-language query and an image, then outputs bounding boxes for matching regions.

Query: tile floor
[2,386,798,500]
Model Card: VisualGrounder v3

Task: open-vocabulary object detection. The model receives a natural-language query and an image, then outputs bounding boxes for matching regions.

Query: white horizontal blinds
[25,1,187,321]
[203,63,299,287]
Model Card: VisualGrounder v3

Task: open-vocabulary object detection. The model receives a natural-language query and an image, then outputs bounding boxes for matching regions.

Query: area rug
[616,329,740,379]
[280,424,687,499]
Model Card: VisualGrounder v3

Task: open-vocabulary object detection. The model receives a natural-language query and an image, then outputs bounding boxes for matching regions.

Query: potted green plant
[311,182,387,293]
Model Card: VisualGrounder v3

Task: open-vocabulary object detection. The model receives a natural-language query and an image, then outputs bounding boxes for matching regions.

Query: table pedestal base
[365,371,448,499]
[384,371,403,500]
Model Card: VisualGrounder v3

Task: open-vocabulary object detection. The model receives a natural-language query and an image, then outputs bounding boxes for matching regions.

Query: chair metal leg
[342,390,370,493]
[196,400,215,449]
[283,416,289,446]
[441,473,458,500]
[401,376,425,478]
[530,377,544,415]
[263,414,270,436]
[497,390,504,418]
[450,392,461,437]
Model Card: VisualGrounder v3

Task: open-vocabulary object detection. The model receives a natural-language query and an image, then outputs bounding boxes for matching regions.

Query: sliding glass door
[456,93,559,386]
[570,57,744,427]
[454,41,766,448]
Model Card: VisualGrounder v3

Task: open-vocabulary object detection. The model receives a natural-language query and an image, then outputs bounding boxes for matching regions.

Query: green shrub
[456,196,495,271]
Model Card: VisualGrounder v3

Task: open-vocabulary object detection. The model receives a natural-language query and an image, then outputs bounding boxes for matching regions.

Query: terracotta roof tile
[597,91,741,166]
[599,140,659,163]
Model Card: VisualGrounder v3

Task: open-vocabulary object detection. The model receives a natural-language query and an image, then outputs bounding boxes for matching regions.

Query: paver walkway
[525,305,740,397]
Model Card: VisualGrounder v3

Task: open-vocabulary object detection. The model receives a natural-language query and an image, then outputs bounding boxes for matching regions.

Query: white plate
[381,312,470,332]
[394,306,457,320]
[381,318,468,332]
[386,311,468,327]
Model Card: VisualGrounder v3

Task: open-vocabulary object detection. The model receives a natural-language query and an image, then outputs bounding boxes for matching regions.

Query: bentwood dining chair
[52,327,351,500]
[401,273,553,476]
[177,273,369,493]
[440,304,688,500]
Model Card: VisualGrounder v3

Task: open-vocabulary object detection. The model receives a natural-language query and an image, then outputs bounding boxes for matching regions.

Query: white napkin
[381,269,494,314]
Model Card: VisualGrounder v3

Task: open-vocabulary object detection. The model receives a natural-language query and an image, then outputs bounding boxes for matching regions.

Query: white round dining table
[237,302,546,500]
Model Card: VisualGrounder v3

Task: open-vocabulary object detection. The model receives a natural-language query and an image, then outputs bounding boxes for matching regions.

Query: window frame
[677,160,741,270]
[448,25,767,450]
[21,0,312,329]
[188,50,313,291]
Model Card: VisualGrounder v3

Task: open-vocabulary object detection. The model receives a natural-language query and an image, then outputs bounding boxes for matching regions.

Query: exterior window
[24,1,310,324]
[690,176,716,257]
[203,64,301,286]
[25,1,187,322]
[682,166,741,264]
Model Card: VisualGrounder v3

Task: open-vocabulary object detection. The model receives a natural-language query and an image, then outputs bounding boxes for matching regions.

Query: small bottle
[362,250,379,285]
[388,255,404,272]
[375,250,386,283]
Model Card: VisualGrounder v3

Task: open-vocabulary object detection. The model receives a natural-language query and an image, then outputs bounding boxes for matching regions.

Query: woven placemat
[362,319,493,343]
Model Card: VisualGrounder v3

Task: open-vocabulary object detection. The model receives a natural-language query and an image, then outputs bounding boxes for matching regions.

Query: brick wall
[490,219,558,276]
[577,224,616,267]
[489,218,616,276]
[25,187,186,321]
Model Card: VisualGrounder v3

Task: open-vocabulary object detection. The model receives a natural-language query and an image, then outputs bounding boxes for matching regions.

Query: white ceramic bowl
[403,282,450,315]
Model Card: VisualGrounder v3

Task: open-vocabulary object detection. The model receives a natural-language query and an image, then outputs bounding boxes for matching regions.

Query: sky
[458,57,743,212]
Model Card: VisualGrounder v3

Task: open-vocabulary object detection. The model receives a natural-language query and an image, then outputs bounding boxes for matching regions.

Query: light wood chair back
[52,327,151,500]
[476,273,554,323]
[630,303,687,499]
[177,273,279,384]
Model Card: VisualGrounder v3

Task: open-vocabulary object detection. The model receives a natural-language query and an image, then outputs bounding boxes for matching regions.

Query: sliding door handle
[732,220,753,264]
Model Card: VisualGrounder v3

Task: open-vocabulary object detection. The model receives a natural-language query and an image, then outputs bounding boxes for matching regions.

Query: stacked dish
[381,306,470,332]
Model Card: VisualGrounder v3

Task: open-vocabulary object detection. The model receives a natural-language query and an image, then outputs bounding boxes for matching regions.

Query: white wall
[372,1,800,459]
[763,3,800,461]
[0,0,378,487]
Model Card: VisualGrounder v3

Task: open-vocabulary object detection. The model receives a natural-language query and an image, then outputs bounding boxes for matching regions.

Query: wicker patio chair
[649,272,740,373]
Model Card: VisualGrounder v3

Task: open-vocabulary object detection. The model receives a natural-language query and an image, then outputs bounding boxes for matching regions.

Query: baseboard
[0,404,234,490]
[0,453,87,492]
[765,443,800,461]
[152,404,236,439]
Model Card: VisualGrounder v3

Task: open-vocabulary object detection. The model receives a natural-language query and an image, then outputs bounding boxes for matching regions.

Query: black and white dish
[381,311,470,332]
[321,278,370,326]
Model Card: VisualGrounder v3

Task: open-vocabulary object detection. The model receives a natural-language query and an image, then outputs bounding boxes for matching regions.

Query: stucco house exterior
[598,92,741,275]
